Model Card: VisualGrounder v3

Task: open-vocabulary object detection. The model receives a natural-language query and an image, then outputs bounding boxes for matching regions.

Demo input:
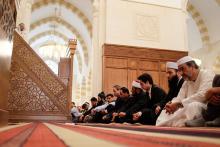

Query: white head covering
[132,81,142,89]
[177,56,194,66]
[166,62,178,70]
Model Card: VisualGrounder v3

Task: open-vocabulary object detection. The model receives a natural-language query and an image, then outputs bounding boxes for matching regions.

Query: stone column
[181,0,189,51]
[68,39,77,110]
[91,0,106,96]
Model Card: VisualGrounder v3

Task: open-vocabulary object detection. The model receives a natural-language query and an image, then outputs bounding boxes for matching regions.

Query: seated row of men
[71,56,220,127]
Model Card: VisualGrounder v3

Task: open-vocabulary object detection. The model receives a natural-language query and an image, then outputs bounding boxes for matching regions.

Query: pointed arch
[187,3,211,47]
[30,16,89,65]
[32,0,92,37]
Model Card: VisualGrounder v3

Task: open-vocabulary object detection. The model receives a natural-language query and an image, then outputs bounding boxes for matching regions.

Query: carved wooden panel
[105,57,127,68]
[104,68,128,93]
[160,62,166,72]
[104,44,187,60]
[0,0,17,40]
[58,58,71,85]
[128,58,138,69]
[103,44,188,93]
[8,32,70,121]
[128,69,138,89]
[160,72,169,93]
[8,63,59,112]
[139,60,159,71]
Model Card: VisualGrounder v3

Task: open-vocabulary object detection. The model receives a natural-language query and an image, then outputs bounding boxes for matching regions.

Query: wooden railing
[8,32,71,121]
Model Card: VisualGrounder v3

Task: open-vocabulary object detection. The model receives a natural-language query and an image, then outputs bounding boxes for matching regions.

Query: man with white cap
[156,56,215,127]
[113,81,149,123]
[155,62,184,115]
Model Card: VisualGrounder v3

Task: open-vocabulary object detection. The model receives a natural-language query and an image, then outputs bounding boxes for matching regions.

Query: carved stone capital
[68,39,77,57]
[93,0,100,15]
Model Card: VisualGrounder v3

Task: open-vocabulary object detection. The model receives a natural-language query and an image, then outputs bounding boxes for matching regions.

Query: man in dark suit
[114,81,149,123]
[132,73,167,125]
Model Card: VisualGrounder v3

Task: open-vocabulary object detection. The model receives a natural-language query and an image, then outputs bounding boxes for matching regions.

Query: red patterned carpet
[0,122,220,147]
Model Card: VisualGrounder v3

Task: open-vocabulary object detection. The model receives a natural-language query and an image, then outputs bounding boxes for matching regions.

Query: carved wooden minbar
[8,32,72,122]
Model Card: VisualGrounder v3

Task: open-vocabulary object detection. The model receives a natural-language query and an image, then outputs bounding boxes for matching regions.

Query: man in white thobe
[156,56,215,127]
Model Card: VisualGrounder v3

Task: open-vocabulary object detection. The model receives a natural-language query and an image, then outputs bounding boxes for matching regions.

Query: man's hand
[111,113,118,122]
[132,112,142,121]
[206,87,220,101]
[112,112,118,117]
[118,112,126,118]
[155,106,161,115]
[209,95,220,105]
[91,109,96,115]
[165,102,182,114]
[101,110,107,114]
[79,115,84,122]
[205,88,215,100]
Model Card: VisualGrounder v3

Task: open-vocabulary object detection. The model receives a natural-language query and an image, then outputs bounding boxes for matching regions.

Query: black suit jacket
[158,77,184,109]
[139,85,167,125]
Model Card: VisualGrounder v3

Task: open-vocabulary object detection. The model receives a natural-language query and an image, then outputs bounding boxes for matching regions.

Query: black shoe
[185,117,206,127]
[205,117,220,127]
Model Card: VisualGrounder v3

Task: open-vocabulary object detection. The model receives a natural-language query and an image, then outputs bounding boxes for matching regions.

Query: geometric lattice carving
[0,0,16,40]
[8,32,70,119]
[8,63,59,112]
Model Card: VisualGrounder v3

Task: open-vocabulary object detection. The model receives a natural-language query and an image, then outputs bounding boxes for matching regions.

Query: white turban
[166,62,178,70]
[177,56,194,66]
[132,81,142,89]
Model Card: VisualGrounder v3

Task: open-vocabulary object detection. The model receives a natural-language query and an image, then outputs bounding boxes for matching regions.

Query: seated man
[112,85,124,111]
[97,91,106,106]
[186,75,220,127]
[91,93,116,123]
[103,87,130,123]
[132,73,167,125]
[79,97,98,122]
[156,56,215,127]
[70,102,82,123]
[155,62,184,114]
[114,81,149,123]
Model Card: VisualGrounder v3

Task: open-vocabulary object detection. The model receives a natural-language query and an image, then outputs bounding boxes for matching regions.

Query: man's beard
[168,75,179,89]
[182,73,191,81]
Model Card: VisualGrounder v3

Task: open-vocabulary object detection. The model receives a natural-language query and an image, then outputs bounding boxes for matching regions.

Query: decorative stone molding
[29,30,68,44]
[32,0,92,37]
[187,3,211,48]
[93,0,100,17]
[135,14,159,42]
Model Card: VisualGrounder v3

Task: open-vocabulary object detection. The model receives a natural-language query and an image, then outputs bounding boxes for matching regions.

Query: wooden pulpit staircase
[7,32,76,122]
